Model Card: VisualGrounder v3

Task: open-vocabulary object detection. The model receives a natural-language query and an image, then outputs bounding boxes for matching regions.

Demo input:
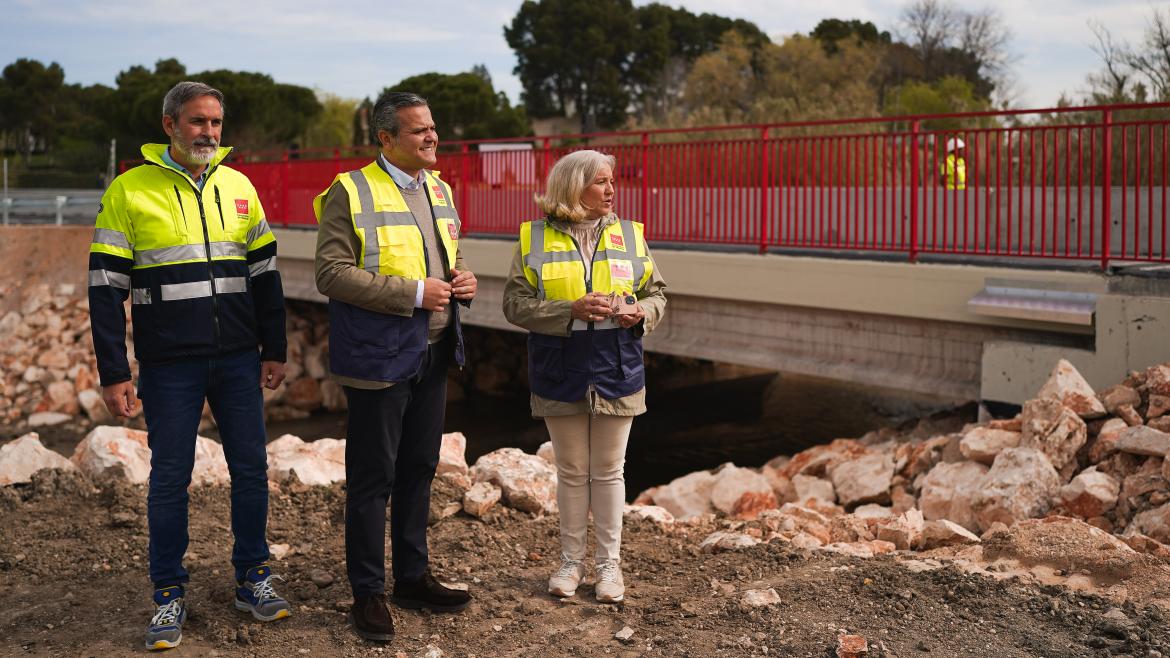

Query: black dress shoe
[350,592,395,642]
[391,571,471,612]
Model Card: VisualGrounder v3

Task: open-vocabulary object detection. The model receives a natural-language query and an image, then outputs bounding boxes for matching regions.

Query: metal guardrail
[1,194,101,225]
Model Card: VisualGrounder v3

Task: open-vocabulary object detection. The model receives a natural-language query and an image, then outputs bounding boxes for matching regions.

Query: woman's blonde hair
[535,149,616,222]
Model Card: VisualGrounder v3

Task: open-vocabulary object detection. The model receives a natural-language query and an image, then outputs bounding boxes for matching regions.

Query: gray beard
[174,139,217,165]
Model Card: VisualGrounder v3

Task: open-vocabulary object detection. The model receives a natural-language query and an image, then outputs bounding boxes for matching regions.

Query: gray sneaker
[548,557,587,597]
[145,586,186,651]
[595,559,625,603]
[234,565,292,622]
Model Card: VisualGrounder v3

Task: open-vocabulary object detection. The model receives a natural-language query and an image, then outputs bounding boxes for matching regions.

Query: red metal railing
[122,103,1170,268]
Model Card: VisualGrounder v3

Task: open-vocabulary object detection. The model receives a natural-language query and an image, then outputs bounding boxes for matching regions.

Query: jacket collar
[547,212,619,234]
[141,143,233,177]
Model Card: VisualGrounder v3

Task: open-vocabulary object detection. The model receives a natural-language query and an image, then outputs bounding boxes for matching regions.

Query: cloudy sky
[0,0,1157,111]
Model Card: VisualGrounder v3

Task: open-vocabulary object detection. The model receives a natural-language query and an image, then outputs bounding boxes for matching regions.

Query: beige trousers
[544,414,633,562]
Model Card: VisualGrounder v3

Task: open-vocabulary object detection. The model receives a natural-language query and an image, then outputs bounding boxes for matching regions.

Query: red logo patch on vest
[234,199,249,215]
[610,262,632,279]
[609,234,625,249]
[447,223,459,240]
[431,185,446,202]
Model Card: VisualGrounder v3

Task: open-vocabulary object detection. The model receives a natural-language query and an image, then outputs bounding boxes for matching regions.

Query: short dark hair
[163,81,224,121]
[371,92,428,140]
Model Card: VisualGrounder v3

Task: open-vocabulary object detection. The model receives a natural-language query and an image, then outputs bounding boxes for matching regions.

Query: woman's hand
[571,292,614,323]
[614,303,645,329]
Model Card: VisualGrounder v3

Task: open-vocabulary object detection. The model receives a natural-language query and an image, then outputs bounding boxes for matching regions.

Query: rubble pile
[632,358,1170,563]
[0,287,343,432]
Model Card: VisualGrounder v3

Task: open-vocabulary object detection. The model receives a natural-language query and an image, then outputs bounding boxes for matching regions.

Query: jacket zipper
[152,161,223,350]
[213,185,226,232]
[423,183,463,369]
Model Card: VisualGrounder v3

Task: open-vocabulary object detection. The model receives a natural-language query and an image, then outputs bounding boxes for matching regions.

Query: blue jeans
[139,349,270,589]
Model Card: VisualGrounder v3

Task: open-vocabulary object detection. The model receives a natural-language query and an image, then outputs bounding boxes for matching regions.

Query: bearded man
[88,81,291,650]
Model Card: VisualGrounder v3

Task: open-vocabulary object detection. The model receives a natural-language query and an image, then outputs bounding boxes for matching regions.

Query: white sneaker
[548,557,586,597]
[595,558,624,603]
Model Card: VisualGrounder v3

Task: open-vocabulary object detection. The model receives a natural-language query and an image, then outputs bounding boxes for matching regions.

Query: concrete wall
[278,230,1147,403]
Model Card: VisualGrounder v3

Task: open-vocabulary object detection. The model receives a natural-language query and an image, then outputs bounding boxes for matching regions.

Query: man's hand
[571,292,615,323]
[422,277,452,311]
[450,269,477,301]
[101,381,137,418]
[261,361,286,390]
[615,303,645,329]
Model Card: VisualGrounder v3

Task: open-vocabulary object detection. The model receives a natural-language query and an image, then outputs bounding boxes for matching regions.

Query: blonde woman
[502,150,667,602]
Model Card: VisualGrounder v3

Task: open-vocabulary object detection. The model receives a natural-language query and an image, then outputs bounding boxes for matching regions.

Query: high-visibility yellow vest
[943,154,966,190]
[519,218,653,301]
[313,161,459,279]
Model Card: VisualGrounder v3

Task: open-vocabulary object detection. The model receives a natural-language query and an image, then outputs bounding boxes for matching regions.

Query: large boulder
[1035,358,1106,418]
[919,519,981,550]
[0,433,77,485]
[875,509,925,551]
[710,465,778,520]
[959,427,1021,465]
[1057,467,1120,518]
[470,447,557,514]
[650,470,718,520]
[71,426,153,483]
[1115,426,1170,458]
[918,461,989,532]
[1020,398,1087,472]
[437,432,468,476]
[1127,503,1170,544]
[829,452,894,507]
[970,447,1062,532]
[1087,418,1130,463]
[791,474,836,505]
[191,436,230,486]
[266,434,346,486]
[1099,385,1142,415]
[462,481,502,518]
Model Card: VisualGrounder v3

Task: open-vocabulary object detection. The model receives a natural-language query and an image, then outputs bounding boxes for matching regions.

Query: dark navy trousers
[343,339,449,596]
[139,349,270,589]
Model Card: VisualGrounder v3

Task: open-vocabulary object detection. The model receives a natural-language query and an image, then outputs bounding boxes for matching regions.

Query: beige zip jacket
[502,214,667,417]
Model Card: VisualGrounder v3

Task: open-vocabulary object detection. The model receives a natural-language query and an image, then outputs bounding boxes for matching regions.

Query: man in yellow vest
[88,81,291,650]
[942,137,967,190]
[313,92,476,643]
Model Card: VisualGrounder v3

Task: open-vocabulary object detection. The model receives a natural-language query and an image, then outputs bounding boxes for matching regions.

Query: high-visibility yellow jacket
[312,160,465,382]
[942,154,966,190]
[518,216,654,402]
[88,144,286,386]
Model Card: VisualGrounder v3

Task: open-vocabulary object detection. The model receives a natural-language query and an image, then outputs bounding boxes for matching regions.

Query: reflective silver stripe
[350,170,381,273]
[618,221,646,290]
[216,276,247,294]
[93,227,132,251]
[249,256,277,277]
[571,318,620,331]
[161,280,212,301]
[246,219,271,246]
[209,242,247,258]
[131,288,151,304]
[159,277,248,301]
[88,269,130,289]
[135,243,206,266]
[526,221,547,298]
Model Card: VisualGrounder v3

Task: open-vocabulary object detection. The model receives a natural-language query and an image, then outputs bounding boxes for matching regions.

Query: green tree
[811,19,891,54]
[882,75,988,127]
[301,92,360,149]
[0,58,67,160]
[382,69,529,140]
[505,0,641,131]
[504,0,767,130]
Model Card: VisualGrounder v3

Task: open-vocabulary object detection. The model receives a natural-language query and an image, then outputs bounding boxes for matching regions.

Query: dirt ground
[3,473,1170,658]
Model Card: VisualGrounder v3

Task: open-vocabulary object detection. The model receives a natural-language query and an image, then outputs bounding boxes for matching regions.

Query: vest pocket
[617,330,643,379]
[340,303,400,358]
[528,332,565,379]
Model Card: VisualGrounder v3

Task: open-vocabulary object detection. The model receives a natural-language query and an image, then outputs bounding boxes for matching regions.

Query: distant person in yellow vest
[313,92,476,644]
[942,137,967,190]
[502,150,667,604]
